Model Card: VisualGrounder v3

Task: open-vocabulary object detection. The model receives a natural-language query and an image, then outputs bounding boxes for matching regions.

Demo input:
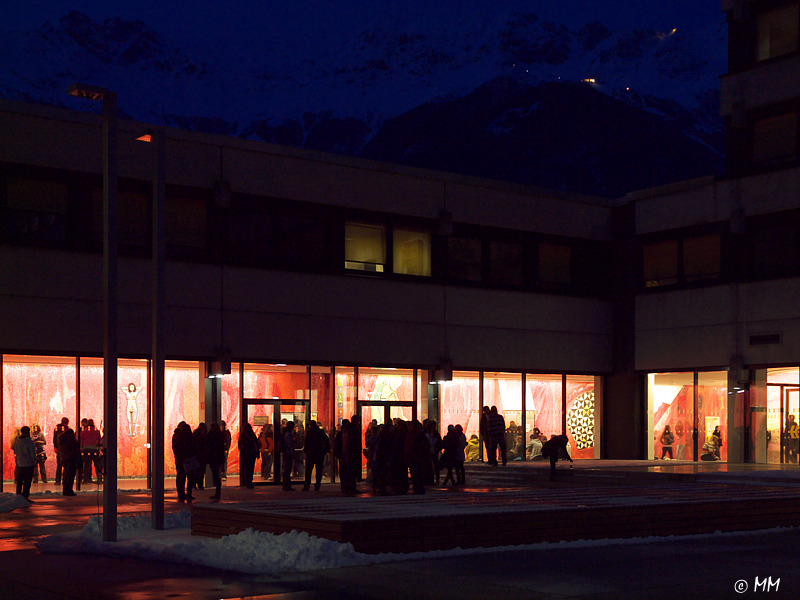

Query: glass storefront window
[439,371,480,458]
[218,363,241,478]
[335,367,356,430]
[566,375,597,459]
[345,223,386,272]
[525,374,563,454]
[3,355,77,481]
[393,229,431,277]
[649,372,694,461]
[483,372,523,460]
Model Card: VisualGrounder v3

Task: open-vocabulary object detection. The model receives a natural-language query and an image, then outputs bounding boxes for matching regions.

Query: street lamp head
[67,83,110,101]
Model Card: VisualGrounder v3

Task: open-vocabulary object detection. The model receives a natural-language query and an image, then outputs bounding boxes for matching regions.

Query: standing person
[542,434,573,482]
[660,425,675,460]
[334,419,358,495]
[206,423,225,500]
[405,420,429,495]
[712,425,723,459]
[479,406,490,463]
[293,421,305,479]
[424,420,442,486]
[31,424,47,484]
[282,421,296,491]
[80,419,102,483]
[53,418,68,486]
[12,425,36,501]
[302,420,330,491]
[487,406,507,466]
[259,424,274,480]
[440,425,458,487]
[220,421,232,481]
[171,422,194,502]
[786,415,799,464]
[454,424,468,485]
[238,422,259,489]
[58,426,81,496]
[192,423,209,490]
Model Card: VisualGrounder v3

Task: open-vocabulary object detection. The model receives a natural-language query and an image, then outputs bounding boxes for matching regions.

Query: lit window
[393,228,431,276]
[345,223,385,272]
[642,239,678,287]
[757,4,799,61]
[538,242,571,285]
[683,234,721,282]
[753,113,798,164]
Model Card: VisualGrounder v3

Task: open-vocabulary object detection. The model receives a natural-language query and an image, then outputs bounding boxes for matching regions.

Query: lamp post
[137,127,166,529]
[67,83,118,542]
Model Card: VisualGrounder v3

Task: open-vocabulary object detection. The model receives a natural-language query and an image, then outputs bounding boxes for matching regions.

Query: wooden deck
[191,481,800,554]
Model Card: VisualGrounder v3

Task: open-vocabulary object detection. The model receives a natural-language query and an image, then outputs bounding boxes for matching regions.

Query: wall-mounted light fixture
[432,357,453,384]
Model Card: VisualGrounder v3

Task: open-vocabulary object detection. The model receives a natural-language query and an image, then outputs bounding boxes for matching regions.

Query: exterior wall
[0,245,612,372]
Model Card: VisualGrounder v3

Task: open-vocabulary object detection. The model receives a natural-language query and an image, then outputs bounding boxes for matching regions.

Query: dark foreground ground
[1,460,798,600]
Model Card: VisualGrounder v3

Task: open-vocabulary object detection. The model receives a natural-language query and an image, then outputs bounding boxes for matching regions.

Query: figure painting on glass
[121,382,142,438]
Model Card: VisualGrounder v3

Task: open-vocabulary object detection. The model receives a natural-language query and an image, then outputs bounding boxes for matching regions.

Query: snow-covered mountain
[0,1,727,197]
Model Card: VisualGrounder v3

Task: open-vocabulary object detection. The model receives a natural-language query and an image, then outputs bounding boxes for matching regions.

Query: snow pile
[37,511,383,574]
[0,492,35,512]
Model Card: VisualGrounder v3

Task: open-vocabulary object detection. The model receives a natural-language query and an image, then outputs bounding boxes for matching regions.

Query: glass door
[244,399,310,485]
[783,388,799,464]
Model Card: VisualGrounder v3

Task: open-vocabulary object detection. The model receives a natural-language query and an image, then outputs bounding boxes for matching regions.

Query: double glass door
[244,398,310,485]
[767,386,800,464]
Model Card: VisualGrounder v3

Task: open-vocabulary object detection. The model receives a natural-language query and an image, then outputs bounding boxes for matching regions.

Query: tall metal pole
[102,90,119,542]
[151,127,166,529]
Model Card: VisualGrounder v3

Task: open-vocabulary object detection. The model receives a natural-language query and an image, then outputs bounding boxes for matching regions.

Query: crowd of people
[10,416,108,500]
[11,407,572,503]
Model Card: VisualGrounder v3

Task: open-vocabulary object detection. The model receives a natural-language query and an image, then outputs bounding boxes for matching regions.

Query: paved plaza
[1,460,798,599]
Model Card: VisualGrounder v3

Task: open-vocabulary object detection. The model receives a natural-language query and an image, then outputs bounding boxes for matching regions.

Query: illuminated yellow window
[345,223,385,272]
[393,229,431,276]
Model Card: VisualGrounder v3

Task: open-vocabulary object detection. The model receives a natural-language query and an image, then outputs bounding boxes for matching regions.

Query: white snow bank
[34,510,800,575]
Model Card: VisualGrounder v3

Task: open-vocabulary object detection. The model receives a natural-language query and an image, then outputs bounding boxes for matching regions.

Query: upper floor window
[5,176,68,243]
[752,112,798,165]
[642,239,678,288]
[489,240,524,286]
[393,228,431,277]
[538,242,571,287]
[757,4,799,61]
[683,233,721,283]
[345,222,385,272]
[448,236,482,282]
